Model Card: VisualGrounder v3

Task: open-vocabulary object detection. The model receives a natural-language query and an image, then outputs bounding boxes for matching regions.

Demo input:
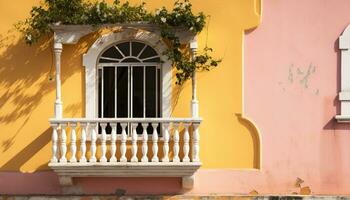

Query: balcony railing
[48,118,201,188]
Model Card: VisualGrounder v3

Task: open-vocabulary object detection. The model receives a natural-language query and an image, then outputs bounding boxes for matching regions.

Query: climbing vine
[16,0,221,84]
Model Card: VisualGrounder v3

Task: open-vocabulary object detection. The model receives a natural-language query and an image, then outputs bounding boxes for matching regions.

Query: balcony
[49,118,201,189]
[49,24,201,189]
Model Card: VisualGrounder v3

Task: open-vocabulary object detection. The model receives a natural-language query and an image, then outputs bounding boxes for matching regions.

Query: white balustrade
[120,123,127,162]
[183,123,190,162]
[130,123,138,162]
[192,123,200,162]
[49,118,201,165]
[110,123,117,162]
[90,123,97,163]
[162,123,170,162]
[69,123,77,163]
[141,123,148,162]
[173,123,180,162]
[151,123,159,162]
[59,123,67,163]
[79,123,87,163]
[51,123,59,163]
[100,123,108,163]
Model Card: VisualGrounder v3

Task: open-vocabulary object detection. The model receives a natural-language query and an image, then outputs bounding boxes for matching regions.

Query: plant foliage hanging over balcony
[16,0,221,85]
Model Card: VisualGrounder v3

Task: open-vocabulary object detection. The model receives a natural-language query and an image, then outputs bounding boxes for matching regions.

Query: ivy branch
[16,0,221,85]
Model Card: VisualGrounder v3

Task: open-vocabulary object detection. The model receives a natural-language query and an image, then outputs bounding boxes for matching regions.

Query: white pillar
[162,122,170,162]
[100,123,108,163]
[131,123,138,162]
[182,123,190,162]
[141,123,149,162]
[79,122,87,163]
[120,123,128,162]
[110,123,117,162]
[69,122,77,163]
[190,38,199,118]
[172,123,180,162]
[53,38,63,119]
[50,123,59,163]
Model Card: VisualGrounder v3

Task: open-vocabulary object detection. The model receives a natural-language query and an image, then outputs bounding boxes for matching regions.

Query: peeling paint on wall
[278,63,319,95]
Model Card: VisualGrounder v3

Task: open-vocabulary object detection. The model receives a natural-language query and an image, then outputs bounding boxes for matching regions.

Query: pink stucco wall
[243,0,350,194]
[1,0,350,196]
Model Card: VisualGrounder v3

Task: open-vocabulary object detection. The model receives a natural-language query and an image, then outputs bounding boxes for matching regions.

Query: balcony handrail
[49,117,202,124]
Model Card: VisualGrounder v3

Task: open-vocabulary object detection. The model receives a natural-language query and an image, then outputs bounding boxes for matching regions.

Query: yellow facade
[0,0,261,172]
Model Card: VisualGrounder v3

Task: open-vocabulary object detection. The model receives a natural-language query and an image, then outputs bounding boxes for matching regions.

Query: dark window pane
[146,66,156,117]
[133,67,144,118]
[101,46,123,59]
[121,57,140,63]
[139,45,158,59]
[117,67,128,118]
[117,42,130,56]
[132,42,145,57]
[103,67,115,118]
[98,69,102,118]
[157,68,161,117]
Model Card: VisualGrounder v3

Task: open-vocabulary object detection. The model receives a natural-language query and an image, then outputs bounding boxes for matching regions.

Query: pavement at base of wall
[0,196,350,200]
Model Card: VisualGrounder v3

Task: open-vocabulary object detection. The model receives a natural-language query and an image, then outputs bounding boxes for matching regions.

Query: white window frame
[83,29,172,119]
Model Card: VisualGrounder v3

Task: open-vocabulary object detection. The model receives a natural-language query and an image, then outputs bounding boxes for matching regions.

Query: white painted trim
[336,24,350,122]
[83,29,172,118]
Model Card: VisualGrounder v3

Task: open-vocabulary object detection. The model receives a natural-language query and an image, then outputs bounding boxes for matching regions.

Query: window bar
[141,56,160,62]
[143,66,146,118]
[155,65,158,118]
[100,57,120,62]
[101,67,104,118]
[115,66,117,118]
[127,66,131,136]
[130,66,133,119]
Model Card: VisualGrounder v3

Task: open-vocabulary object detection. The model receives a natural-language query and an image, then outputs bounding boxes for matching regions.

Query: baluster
[50,123,59,163]
[69,122,77,163]
[183,123,190,162]
[192,123,200,162]
[89,122,97,163]
[110,123,117,162]
[172,123,180,162]
[60,123,67,163]
[141,123,148,162]
[162,123,170,162]
[131,123,138,162]
[100,123,108,163]
[151,123,159,162]
[79,122,87,163]
[120,123,127,162]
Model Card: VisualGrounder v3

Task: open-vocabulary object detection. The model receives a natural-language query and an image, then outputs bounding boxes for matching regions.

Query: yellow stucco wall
[0,0,261,172]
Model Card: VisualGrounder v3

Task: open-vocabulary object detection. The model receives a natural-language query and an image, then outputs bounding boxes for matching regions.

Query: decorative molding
[49,162,201,189]
[51,24,196,44]
[336,24,350,122]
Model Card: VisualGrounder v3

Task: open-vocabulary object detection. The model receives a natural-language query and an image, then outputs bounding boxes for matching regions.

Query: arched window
[97,41,162,134]
[98,41,161,118]
[83,30,172,123]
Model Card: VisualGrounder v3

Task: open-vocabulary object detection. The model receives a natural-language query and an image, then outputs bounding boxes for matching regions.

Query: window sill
[335,115,350,123]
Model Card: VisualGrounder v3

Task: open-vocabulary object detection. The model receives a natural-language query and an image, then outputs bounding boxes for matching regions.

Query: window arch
[99,41,161,63]
[83,29,172,119]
